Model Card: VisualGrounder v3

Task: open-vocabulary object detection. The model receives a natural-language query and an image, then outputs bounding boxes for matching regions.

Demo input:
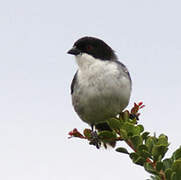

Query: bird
[67,36,132,133]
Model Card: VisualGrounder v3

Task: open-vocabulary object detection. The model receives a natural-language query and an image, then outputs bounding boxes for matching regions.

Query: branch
[68,102,181,180]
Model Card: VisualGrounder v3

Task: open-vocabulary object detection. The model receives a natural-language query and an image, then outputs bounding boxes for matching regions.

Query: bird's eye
[87,45,93,51]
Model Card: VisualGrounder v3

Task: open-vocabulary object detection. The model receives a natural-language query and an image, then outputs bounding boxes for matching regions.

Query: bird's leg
[89,124,101,149]
[91,124,94,131]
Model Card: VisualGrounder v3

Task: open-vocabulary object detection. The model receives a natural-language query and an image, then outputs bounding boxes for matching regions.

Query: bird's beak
[67,46,81,55]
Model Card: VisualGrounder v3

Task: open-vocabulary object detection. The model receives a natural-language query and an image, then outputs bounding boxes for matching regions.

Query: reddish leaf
[138,102,143,106]
[68,128,85,139]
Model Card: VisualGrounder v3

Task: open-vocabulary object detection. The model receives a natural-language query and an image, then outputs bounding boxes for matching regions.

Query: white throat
[75,53,99,71]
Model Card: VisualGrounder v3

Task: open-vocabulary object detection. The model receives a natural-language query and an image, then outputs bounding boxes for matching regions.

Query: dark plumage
[69,36,117,60]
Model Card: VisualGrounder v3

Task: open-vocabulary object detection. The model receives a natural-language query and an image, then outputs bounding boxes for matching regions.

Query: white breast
[72,53,131,125]
[76,53,120,85]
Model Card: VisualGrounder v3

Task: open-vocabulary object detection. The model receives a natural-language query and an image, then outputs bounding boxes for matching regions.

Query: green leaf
[129,153,145,166]
[157,134,169,146]
[144,162,158,175]
[130,135,143,149]
[153,135,158,143]
[133,156,146,166]
[119,129,127,139]
[172,159,181,176]
[146,137,155,152]
[158,155,163,162]
[142,131,150,141]
[119,115,124,122]
[138,144,148,151]
[172,146,181,160]
[163,158,173,170]
[137,124,144,133]
[170,172,177,180]
[129,152,139,160]
[98,130,116,140]
[131,125,144,136]
[116,147,129,154]
[138,145,150,159]
[134,126,142,135]
[140,150,151,159]
[123,122,135,136]
[165,168,172,180]
[122,110,130,121]
[150,175,162,180]
[107,118,122,131]
[152,145,168,161]
[170,171,181,180]
[156,162,163,171]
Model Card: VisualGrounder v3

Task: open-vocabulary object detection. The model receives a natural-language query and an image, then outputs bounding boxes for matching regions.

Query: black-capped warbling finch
[67,37,132,145]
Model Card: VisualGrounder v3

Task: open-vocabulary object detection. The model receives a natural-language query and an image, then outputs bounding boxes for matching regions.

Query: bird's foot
[89,130,101,149]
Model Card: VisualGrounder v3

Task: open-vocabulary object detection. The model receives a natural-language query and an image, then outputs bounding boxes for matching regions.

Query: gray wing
[115,61,132,86]
[71,71,78,94]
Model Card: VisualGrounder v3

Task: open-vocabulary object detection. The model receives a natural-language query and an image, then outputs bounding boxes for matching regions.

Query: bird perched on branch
[67,36,132,132]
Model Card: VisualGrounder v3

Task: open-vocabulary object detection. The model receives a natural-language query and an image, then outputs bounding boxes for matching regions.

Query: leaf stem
[125,139,137,152]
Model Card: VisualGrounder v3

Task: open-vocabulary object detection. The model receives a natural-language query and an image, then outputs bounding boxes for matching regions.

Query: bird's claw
[89,131,101,149]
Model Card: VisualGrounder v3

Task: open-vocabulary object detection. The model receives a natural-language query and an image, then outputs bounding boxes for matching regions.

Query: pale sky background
[0,0,181,179]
